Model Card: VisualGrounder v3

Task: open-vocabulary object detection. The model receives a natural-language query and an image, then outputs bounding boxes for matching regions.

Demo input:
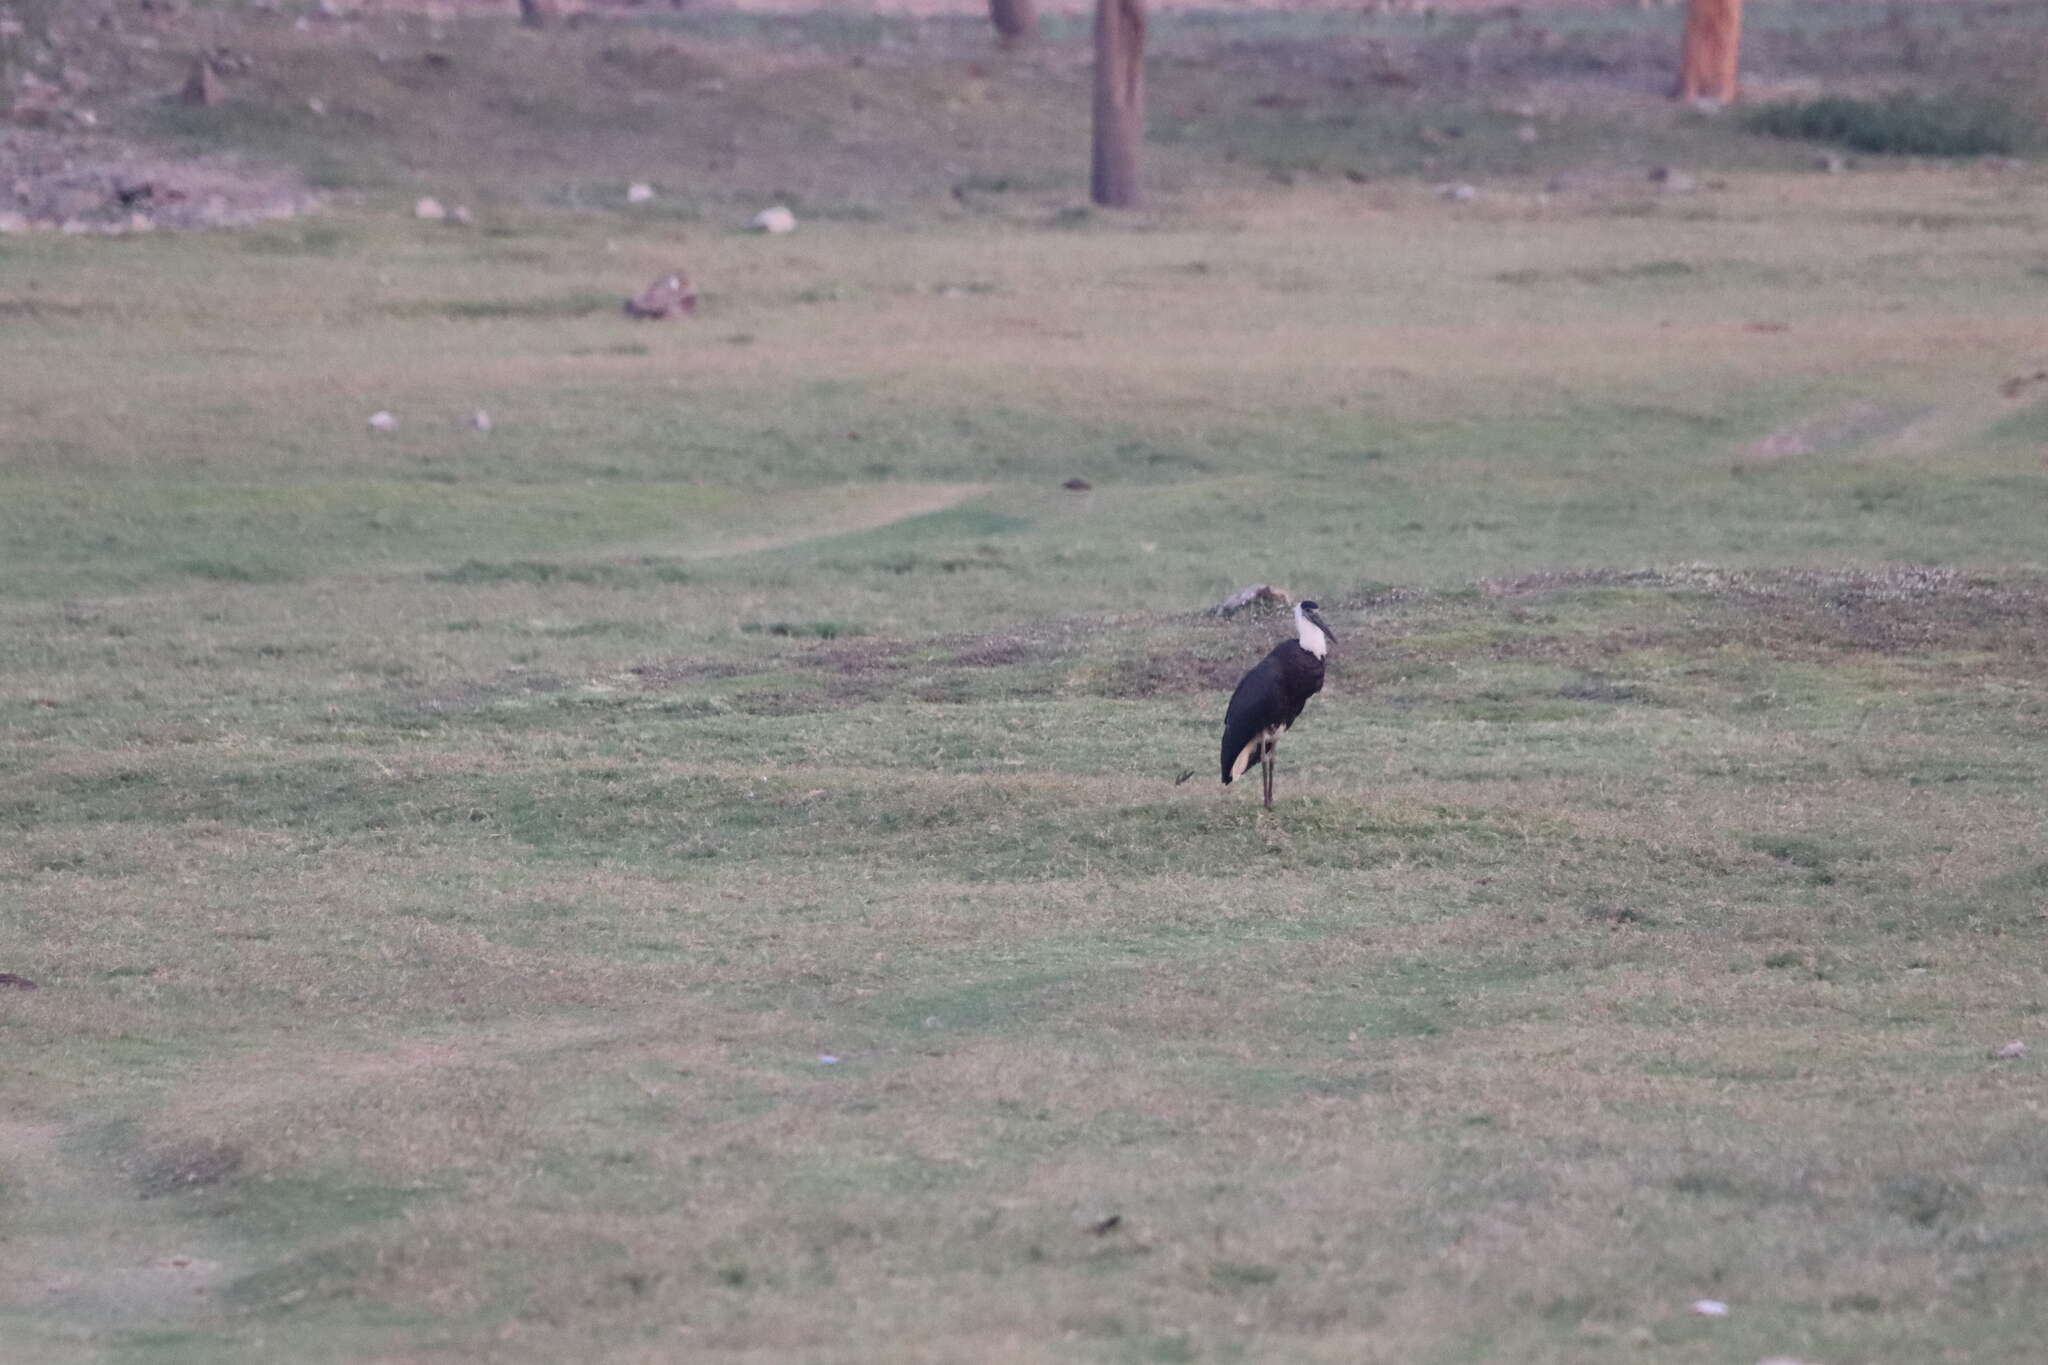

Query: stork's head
[1295,599,1333,657]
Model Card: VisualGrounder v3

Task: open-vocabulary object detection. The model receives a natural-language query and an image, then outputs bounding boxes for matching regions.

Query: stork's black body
[1220,600,1332,809]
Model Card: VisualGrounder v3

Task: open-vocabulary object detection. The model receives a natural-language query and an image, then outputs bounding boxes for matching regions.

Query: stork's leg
[1262,734,1276,810]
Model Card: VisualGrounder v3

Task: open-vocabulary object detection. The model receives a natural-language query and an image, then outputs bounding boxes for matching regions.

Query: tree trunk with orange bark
[1091,0,1146,208]
[1675,0,1743,104]
[991,0,1038,47]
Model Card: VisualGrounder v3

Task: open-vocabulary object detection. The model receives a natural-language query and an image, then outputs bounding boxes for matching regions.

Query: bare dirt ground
[355,0,1978,13]
[0,127,312,232]
[4,0,2032,232]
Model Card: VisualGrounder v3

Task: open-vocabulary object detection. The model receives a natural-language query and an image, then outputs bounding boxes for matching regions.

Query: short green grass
[5,3,2048,1363]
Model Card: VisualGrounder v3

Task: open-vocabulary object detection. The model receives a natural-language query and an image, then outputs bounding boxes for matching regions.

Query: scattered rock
[623,272,698,319]
[179,56,224,107]
[1815,152,1847,174]
[306,97,328,117]
[413,196,447,221]
[1690,1298,1730,1316]
[469,410,492,433]
[1438,182,1477,201]
[1086,1213,1123,1235]
[1992,1040,2027,1060]
[626,181,655,204]
[0,972,38,990]
[1516,123,1539,143]
[751,204,797,234]
[1999,370,2048,399]
[1650,166,1699,193]
[448,204,473,226]
[1211,584,1292,617]
[367,410,398,432]
[1061,477,1092,492]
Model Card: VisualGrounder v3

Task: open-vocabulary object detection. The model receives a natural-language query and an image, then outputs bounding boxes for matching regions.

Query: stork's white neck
[1294,604,1328,659]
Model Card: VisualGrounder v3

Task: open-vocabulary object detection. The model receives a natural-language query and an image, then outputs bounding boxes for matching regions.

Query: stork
[1220,599,1333,810]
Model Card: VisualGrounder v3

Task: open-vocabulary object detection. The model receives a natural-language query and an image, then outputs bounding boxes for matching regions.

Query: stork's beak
[1307,607,1335,643]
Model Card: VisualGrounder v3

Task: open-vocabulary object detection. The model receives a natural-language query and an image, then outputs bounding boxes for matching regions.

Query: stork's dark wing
[1279,644,1326,721]
[1220,651,1288,784]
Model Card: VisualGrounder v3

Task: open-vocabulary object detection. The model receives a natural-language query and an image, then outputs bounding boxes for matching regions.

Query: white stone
[413,196,446,221]
[751,204,797,235]
[368,410,398,432]
[626,182,655,204]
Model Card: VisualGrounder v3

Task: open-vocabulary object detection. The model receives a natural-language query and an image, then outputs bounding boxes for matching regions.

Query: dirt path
[1740,381,2034,466]
[663,480,991,561]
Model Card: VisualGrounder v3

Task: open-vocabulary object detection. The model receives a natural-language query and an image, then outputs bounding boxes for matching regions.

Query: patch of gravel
[0,129,313,235]
[1740,402,1935,462]
[134,1139,244,1199]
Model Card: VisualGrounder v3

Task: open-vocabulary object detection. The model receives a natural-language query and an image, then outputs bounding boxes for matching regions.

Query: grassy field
[6,3,2048,1362]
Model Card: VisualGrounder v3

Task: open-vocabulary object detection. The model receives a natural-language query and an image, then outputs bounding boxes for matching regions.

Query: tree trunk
[991,0,1038,47]
[1675,0,1743,104]
[1091,0,1146,208]
[518,0,561,30]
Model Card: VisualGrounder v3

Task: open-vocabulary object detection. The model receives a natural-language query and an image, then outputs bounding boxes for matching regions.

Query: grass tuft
[1745,91,2033,156]
[739,620,866,639]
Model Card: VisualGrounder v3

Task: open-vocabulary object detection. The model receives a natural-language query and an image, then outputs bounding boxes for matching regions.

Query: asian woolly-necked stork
[1220,599,1333,809]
